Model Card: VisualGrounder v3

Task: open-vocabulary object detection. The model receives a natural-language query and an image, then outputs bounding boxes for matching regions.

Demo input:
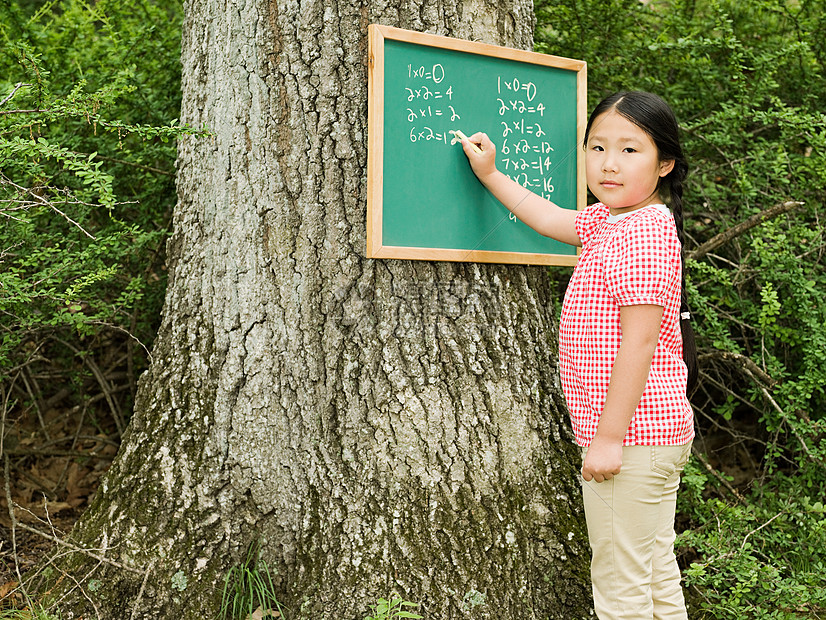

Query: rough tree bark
[36,0,592,618]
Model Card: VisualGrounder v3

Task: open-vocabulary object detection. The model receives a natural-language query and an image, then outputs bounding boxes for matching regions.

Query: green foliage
[0,0,204,418]
[363,595,423,620]
[0,607,61,620]
[537,0,826,616]
[677,460,826,618]
[220,544,286,620]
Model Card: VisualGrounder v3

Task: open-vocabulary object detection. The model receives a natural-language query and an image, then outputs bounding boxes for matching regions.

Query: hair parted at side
[585,91,699,394]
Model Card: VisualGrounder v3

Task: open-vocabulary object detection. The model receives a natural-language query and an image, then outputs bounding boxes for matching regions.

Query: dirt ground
[1,400,119,608]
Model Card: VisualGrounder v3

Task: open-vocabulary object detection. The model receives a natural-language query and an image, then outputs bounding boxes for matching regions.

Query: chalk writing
[498,76,537,101]
[495,74,556,202]
[409,63,446,83]
[399,57,566,206]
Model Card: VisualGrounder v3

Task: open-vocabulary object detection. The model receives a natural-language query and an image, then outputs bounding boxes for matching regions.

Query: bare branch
[689,201,805,261]
[48,202,97,239]
[691,447,747,503]
[3,448,116,459]
[4,455,35,609]
[1,174,101,238]
[0,109,48,116]
[757,383,824,466]
[699,350,777,387]
[54,338,125,437]
[0,83,32,107]
[130,564,154,620]
[12,519,145,576]
[96,155,174,177]
[87,320,153,362]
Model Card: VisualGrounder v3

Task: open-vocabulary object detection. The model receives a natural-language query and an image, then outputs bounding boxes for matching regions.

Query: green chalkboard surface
[367,25,587,265]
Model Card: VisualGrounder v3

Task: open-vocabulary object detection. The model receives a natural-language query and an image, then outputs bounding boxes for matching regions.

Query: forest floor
[1,400,119,607]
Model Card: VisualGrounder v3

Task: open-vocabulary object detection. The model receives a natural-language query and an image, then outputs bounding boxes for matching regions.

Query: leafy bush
[0,0,202,425]
[536,0,826,616]
[677,461,826,618]
[363,596,423,620]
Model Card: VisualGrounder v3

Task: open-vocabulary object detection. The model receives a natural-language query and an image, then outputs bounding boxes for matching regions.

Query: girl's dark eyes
[589,145,638,152]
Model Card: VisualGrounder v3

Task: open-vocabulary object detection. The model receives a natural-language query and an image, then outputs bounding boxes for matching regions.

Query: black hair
[584,91,698,394]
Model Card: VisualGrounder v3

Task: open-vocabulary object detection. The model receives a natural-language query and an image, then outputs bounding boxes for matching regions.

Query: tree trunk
[36,1,592,618]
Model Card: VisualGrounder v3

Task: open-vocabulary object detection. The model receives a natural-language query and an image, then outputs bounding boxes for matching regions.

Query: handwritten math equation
[496,76,555,200]
[402,65,557,202]
[405,63,458,145]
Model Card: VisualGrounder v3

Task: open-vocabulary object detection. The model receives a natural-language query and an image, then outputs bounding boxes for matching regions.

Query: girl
[461,91,698,620]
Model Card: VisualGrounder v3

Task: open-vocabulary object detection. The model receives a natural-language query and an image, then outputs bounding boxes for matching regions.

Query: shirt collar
[606,203,671,224]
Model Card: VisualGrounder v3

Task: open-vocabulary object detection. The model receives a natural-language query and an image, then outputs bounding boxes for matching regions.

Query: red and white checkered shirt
[559,202,694,447]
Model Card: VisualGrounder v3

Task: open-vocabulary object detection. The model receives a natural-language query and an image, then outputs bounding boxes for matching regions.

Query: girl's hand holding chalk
[454,131,498,184]
[449,129,482,154]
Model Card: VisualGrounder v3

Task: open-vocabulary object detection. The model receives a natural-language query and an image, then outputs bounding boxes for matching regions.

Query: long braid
[668,160,699,394]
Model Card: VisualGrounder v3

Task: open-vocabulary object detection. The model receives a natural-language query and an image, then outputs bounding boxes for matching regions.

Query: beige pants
[581,443,692,620]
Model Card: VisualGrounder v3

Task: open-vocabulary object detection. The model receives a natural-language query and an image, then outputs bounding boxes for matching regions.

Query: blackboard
[367,25,587,265]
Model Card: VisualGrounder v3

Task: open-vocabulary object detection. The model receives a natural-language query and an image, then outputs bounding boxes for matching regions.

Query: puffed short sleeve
[575,203,609,249]
[603,211,681,307]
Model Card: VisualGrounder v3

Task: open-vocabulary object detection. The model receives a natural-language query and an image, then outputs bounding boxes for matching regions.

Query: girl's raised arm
[461,132,581,247]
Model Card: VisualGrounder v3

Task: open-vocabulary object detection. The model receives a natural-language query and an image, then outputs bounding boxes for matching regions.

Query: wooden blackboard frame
[367,25,587,266]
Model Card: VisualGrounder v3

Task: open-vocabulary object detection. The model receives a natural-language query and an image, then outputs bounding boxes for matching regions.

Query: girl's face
[585,110,674,215]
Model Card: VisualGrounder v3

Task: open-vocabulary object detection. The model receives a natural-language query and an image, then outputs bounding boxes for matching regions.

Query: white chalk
[449,129,482,154]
